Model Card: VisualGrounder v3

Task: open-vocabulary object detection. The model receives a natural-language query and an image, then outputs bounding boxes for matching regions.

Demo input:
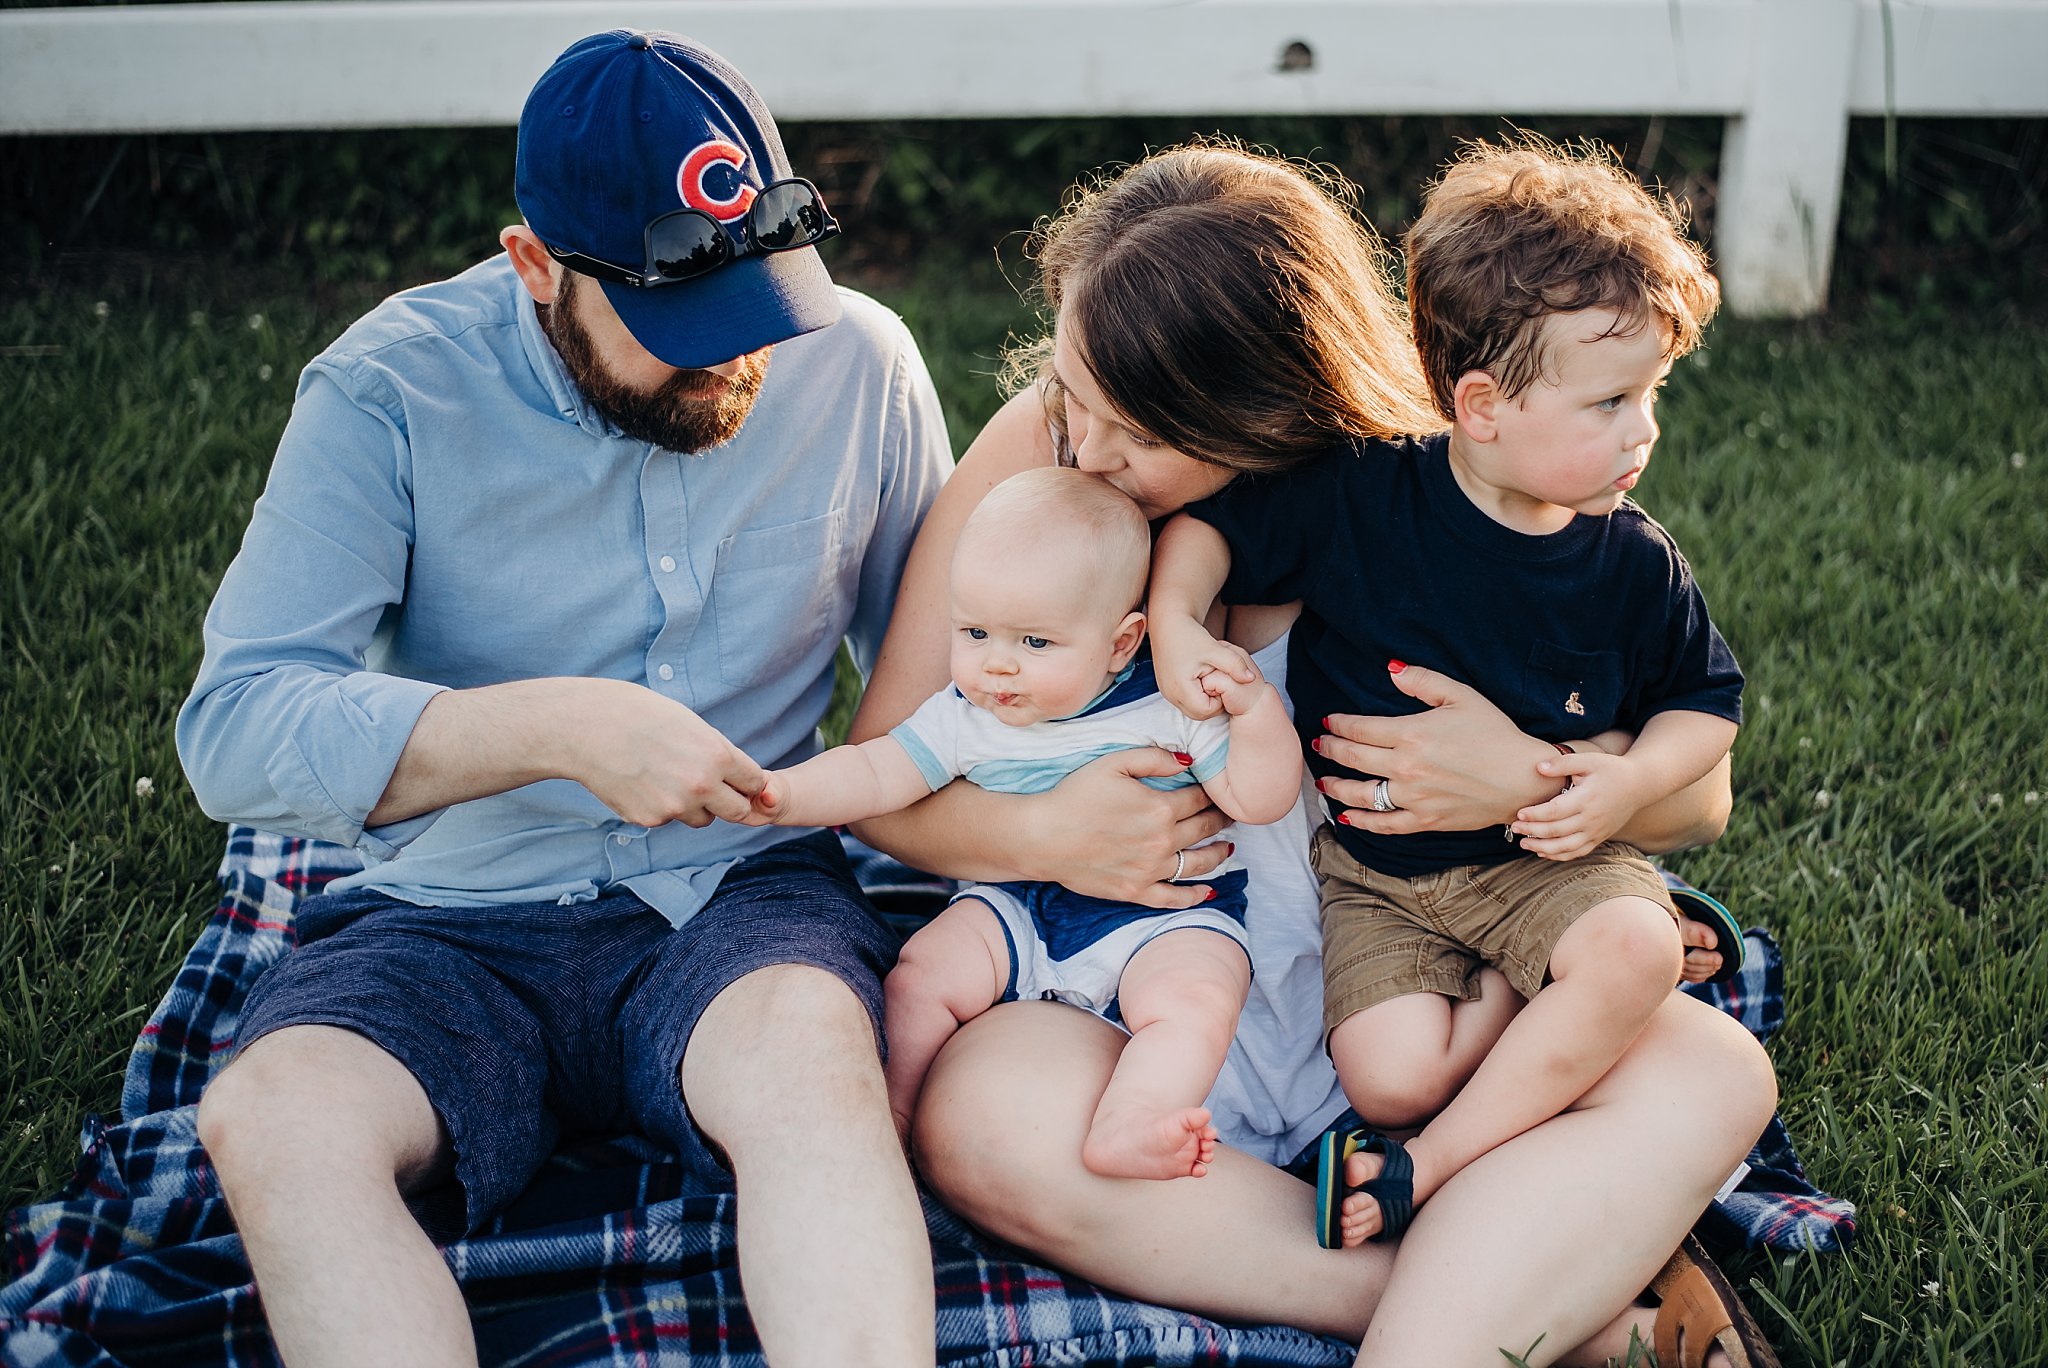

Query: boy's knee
[1341,1068,1458,1131]
[1559,898,1684,995]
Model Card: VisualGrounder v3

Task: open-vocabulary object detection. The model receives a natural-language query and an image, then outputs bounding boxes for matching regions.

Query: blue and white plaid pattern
[2,832,1849,1366]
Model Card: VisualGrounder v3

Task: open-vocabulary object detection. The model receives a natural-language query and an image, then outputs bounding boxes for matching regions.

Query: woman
[850,143,1777,1366]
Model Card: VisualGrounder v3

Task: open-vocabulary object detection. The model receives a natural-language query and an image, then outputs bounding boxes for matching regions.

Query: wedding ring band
[1369,778,1399,813]
[1171,848,1187,882]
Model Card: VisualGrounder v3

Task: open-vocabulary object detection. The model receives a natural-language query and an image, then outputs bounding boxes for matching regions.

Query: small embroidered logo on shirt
[1564,691,1585,716]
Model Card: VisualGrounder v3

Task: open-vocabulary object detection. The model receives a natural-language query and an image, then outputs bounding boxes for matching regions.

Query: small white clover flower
[1813,789,1833,811]
[247,313,265,331]
[2026,791,2040,806]
[1987,793,2004,807]
[47,864,63,876]
[135,776,155,798]
[1921,1280,1941,1300]
[188,310,206,327]
[1798,737,1813,749]
[258,364,273,381]
[93,300,110,318]
[2013,452,2027,470]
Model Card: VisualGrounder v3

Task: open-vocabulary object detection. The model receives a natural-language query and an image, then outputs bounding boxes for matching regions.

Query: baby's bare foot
[1082,1104,1218,1180]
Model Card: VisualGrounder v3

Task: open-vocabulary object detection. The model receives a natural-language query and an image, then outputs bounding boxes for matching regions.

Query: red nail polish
[1314,778,1328,793]
[1388,659,1407,674]
[1224,843,1235,857]
[1310,737,1323,754]
[1337,812,1352,826]
[1173,751,1193,765]
[1204,889,1217,901]
[1321,716,1332,731]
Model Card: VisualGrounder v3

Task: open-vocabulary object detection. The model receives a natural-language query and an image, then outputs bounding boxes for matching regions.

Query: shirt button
[658,555,676,573]
[613,833,630,846]
[658,663,675,681]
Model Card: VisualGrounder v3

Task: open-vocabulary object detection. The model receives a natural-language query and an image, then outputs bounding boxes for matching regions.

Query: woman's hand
[1024,748,1236,907]
[1313,662,1559,834]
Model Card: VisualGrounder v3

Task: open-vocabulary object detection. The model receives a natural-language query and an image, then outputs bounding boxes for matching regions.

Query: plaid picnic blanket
[2,830,1852,1366]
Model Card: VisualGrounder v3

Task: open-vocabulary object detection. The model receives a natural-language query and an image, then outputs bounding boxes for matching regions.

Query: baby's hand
[1202,662,1275,718]
[1507,751,1645,860]
[1150,613,1256,721]
[737,773,790,827]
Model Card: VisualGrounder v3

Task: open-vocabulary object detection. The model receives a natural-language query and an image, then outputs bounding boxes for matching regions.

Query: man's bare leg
[681,963,934,1367]
[197,1024,472,1368]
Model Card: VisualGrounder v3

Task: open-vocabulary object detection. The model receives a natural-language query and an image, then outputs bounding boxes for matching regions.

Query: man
[178,31,949,1366]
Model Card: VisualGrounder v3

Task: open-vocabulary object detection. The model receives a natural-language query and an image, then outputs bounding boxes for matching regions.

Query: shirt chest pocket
[1517,640,1625,737]
[711,509,849,689]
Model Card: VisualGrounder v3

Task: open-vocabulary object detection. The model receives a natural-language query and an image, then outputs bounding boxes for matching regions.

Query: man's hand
[1150,612,1256,722]
[1508,750,1650,860]
[561,679,768,828]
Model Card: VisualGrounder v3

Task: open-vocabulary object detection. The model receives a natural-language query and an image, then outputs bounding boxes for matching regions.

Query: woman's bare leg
[915,990,1774,1368]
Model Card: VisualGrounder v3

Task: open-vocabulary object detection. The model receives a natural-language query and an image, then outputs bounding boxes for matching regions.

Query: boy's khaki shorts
[1311,824,1677,1035]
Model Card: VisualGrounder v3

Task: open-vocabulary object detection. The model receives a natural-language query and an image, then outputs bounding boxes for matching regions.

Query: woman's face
[1052,313,1234,520]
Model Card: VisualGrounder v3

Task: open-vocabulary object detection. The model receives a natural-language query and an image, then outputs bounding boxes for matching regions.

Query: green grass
[3,264,2045,1365]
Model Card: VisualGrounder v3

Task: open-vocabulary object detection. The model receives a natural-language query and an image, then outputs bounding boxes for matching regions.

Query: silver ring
[1369,778,1399,813]
[1171,848,1187,882]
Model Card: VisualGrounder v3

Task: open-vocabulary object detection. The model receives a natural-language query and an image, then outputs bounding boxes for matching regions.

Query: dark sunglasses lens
[647,213,730,281]
[749,183,831,252]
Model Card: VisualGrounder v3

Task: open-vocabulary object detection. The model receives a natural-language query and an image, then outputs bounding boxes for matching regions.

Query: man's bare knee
[685,965,885,1138]
[199,1024,444,1188]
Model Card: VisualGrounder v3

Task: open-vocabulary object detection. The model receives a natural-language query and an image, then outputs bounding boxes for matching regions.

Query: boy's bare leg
[682,962,935,1368]
[882,899,1010,1135]
[1327,970,1524,1128]
[1082,929,1250,1180]
[197,1025,475,1368]
[1338,895,1682,1245]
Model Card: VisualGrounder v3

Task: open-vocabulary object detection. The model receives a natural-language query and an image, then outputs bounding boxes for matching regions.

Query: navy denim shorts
[232,830,898,1230]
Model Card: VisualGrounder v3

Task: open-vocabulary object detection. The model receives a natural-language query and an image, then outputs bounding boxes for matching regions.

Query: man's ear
[1109,610,1147,669]
[1452,370,1502,442]
[501,225,562,305]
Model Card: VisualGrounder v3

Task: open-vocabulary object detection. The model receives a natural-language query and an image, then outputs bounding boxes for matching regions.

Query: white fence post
[1715,0,1860,316]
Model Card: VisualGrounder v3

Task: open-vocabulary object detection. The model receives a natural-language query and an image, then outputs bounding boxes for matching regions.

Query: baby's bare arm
[1200,671,1303,826]
[1150,516,1256,720]
[745,735,933,828]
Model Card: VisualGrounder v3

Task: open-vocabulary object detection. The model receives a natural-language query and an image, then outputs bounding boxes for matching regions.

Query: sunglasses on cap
[545,178,840,288]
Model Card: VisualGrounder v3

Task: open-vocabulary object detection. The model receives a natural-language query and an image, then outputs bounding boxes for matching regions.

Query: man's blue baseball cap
[515,30,841,369]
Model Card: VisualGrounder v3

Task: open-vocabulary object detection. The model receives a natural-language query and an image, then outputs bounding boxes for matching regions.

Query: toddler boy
[1148,137,1743,1245]
[742,467,1301,1180]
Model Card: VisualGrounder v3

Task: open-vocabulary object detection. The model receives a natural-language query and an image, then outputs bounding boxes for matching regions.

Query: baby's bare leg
[1082,929,1250,1181]
[1328,970,1525,1129]
[882,899,1009,1138]
[1338,895,1681,1245]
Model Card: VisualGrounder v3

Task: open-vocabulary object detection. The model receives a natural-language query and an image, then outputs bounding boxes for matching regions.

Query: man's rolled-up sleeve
[176,364,448,857]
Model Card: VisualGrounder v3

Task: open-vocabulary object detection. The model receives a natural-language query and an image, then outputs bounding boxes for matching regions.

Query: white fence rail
[5,0,2046,315]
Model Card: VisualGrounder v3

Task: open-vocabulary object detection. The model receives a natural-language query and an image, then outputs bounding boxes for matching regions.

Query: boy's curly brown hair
[1405,135,1720,420]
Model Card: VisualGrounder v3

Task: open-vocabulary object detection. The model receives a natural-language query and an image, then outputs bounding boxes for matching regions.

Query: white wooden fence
[4,0,2046,315]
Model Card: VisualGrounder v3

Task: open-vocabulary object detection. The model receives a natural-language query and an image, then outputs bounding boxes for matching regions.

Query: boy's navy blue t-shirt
[1185,432,1742,878]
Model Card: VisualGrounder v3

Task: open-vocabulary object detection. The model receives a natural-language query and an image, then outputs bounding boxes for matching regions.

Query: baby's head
[1404,136,1720,520]
[948,468,1150,725]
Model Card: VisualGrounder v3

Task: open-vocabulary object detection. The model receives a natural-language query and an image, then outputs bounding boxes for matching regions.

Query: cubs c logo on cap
[678,140,757,223]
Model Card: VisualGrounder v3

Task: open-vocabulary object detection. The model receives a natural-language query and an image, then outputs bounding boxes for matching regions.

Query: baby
[740,466,1301,1180]
[1148,137,1743,1245]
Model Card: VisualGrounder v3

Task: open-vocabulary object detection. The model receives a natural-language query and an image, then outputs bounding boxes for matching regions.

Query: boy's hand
[1151,612,1256,721]
[1508,750,1649,860]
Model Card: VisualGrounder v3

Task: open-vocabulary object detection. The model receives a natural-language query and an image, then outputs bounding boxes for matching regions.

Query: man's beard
[538,271,769,453]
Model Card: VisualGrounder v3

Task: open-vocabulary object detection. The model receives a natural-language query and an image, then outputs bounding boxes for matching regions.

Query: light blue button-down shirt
[177,255,951,924]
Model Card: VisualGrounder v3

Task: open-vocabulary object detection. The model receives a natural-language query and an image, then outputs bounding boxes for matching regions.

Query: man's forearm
[367,678,592,826]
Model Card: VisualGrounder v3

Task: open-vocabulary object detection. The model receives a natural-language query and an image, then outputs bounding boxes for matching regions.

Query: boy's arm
[1197,671,1304,826]
[1510,710,1738,861]
[743,736,934,829]
[1149,514,1259,721]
